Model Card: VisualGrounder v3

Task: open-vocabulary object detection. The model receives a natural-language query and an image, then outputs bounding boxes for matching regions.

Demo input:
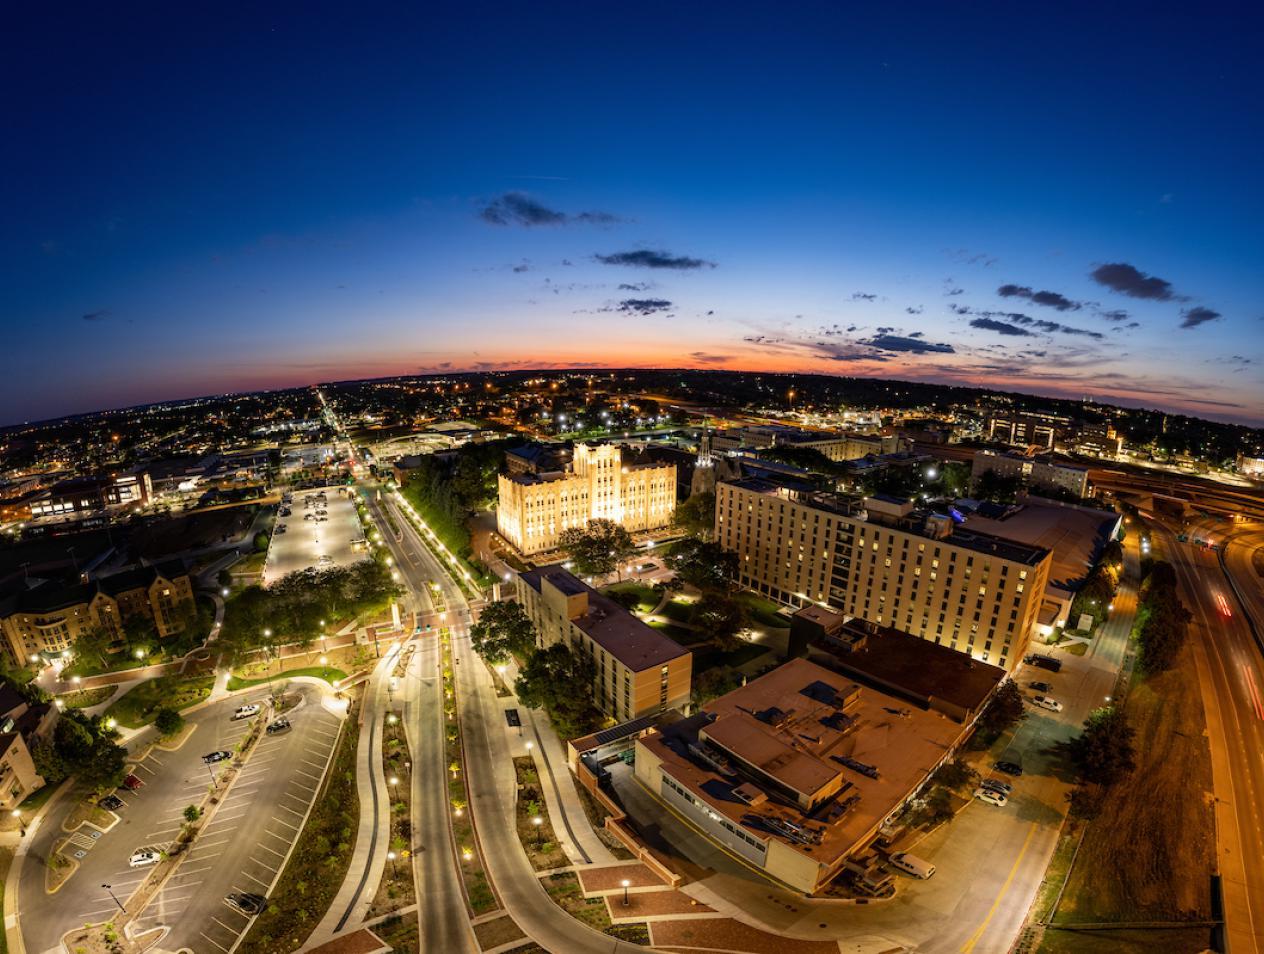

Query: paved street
[1158,518,1264,954]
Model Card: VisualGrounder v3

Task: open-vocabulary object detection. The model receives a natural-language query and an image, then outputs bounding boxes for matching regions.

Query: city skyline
[4,4,1262,427]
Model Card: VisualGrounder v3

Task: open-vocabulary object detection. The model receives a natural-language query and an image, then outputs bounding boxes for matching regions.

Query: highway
[1151,517,1264,954]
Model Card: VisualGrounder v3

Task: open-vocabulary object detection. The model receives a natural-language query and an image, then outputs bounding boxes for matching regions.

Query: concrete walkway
[497,657,616,866]
[306,645,396,947]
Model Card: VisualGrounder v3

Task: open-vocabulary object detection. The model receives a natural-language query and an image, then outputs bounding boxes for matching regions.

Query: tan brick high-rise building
[497,443,675,555]
[715,479,1051,671]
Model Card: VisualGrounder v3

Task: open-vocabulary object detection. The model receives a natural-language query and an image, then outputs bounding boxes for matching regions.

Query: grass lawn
[659,598,696,623]
[600,581,658,613]
[646,619,708,646]
[57,685,116,709]
[736,591,790,629]
[1037,927,1212,954]
[104,675,214,728]
[18,779,64,814]
[226,665,347,691]
[1053,639,1213,923]
[693,642,770,671]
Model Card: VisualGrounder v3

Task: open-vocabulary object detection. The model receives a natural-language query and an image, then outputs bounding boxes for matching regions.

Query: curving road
[1152,518,1264,954]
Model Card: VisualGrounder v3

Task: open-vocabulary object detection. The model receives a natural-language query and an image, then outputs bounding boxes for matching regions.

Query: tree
[470,600,536,664]
[1135,563,1190,673]
[72,625,114,669]
[1068,706,1136,787]
[975,469,1023,503]
[515,644,598,740]
[931,757,978,791]
[666,538,736,592]
[977,681,1025,735]
[672,491,716,540]
[692,592,749,650]
[254,531,270,553]
[154,707,184,737]
[692,666,743,705]
[558,519,637,580]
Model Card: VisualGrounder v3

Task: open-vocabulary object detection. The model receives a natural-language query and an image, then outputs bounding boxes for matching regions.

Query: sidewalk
[498,658,616,866]
[306,646,395,947]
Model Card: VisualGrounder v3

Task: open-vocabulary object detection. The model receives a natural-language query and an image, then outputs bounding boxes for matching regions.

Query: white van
[889,852,935,879]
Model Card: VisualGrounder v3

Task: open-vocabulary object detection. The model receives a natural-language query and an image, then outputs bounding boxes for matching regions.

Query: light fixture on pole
[621,878,631,906]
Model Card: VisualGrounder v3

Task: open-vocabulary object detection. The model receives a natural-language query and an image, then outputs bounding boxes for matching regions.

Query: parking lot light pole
[262,629,278,707]
[102,883,125,912]
[11,810,25,836]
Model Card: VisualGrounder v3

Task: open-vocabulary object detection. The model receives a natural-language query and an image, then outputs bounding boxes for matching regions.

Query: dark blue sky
[4,2,1262,424]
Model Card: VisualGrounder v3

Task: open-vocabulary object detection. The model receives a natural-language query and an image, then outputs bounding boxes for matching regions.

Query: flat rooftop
[955,498,1119,591]
[520,564,689,672]
[809,617,1006,716]
[640,658,965,871]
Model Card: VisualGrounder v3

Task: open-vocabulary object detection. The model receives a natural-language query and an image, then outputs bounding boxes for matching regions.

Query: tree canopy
[1068,705,1136,787]
[672,491,716,540]
[470,600,536,664]
[558,519,637,580]
[514,643,598,740]
[666,538,736,592]
[1135,559,1191,673]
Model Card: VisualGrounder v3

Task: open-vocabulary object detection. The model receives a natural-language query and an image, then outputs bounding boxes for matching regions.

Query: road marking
[222,787,260,802]
[294,768,322,781]
[960,822,1039,953]
[170,865,214,877]
[147,754,165,765]
[134,763,157,776]
[211,915,242,931]
[282,791,310,805]
[257,843,286,858]
[249,856,279,873]
[272,815,300,831]
[276,803,305,817]
[242,869,271,887]
[187,849,223,862]
[300,757,326,769]
[263,828,290,843]
[199,931,230,952]
[146,825,182,837]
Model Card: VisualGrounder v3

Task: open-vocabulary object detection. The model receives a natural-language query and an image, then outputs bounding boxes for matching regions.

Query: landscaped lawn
[646,619,709,646]
[693,642,770,671]
[659,597,697,623]
[104,675,215,728]
[226,665,347,691]
[736,591,790,629]
[599,581,658,613]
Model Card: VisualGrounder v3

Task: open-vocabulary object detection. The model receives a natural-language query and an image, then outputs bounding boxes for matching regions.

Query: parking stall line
[199,932,230,952]
[272,815,300,831]
[299,757,326,769]
[147,753,165,765]
[134,763,158,776]
[212,914,244,931]
[276,804,304,818]
[187,850,223,862]
[262,828,290,844]
[294,768,322,781]
[242,870,270,887]
[256,843,286,859]
[170,865,214,877]
[281,791,310,807]
[248,857,279,874]
[221,788,260,802]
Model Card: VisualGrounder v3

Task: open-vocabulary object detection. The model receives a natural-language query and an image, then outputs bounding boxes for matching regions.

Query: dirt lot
[130,505,258,558]
[1054,639,1214,923]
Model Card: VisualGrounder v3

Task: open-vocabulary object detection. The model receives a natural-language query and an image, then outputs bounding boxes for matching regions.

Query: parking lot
[132,687,345,952]
[263,487,366,585]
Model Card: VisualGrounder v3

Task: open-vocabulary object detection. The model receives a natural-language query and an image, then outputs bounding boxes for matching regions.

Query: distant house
[0,681,58,809]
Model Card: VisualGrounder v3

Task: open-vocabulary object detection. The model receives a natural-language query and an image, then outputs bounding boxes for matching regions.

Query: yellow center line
[961,821,1039,954]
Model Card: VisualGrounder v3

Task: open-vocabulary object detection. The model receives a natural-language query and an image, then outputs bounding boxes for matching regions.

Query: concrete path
[305,638,396,947]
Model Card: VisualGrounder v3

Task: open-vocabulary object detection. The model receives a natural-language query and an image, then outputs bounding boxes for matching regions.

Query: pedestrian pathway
[306,646,395,947]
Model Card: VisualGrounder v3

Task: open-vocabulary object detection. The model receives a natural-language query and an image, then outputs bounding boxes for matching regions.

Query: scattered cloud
[618,282,650,292]
[478,192,621,227]
[905,305,924,315]
[1180,306,1222,329]
[512,263,530,273]
[997,284,1081,311]
[612,298,673,316]
[1090,262,1180,301]
[1098,309,1130,322]
[865,333,955,355]
[945,249,998,267]
[81,310,110,322]
[970,317,1037,337]
[595,249,715,270]
[688,351,730,364]
[952,304,1104,340]
[851,292,878,301]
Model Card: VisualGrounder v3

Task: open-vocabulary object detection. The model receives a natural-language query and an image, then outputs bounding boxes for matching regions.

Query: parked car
[974,788,1008,807]
[1031,695,1064,712]
[317,554,334,566]
[129,849,161,868]
[121,773,144,791]
[1029,681,1053,693]
[980,777,1013,796]
[233,703,261,720]
[265,717,291,735]
[1024,653,1063,673]
[889,852,936,879]
[202,750,232,764]
[275,524,287,534]
[226,892,267,915]
[995,760,1024,776]
[98,794,124,810]
[304,513,315,521]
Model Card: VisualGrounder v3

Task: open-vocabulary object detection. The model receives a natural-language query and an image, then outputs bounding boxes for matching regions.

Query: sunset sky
[4,3,1262,425]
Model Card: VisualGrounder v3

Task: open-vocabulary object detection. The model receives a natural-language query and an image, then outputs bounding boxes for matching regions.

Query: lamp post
[532,815,543,847]
[387,850,398,878]
[621,878,631,907]
[11,810,25,837]
[262,629,277,706]
[102,883,125,912]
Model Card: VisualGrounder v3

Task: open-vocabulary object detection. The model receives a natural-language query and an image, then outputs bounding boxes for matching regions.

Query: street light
[387,850,398,878]
[102,883,125,912]
[11,810,25,837]
[621,878,631,907]
[532,815,543,847]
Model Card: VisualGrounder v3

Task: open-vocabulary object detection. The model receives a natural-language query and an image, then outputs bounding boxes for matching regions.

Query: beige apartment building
[0,683,57,809]
[497,443,676,555]
[971,449,1089,498]
[517,564,691,724]
[715,479,1051,671]
[0,561,196,665]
